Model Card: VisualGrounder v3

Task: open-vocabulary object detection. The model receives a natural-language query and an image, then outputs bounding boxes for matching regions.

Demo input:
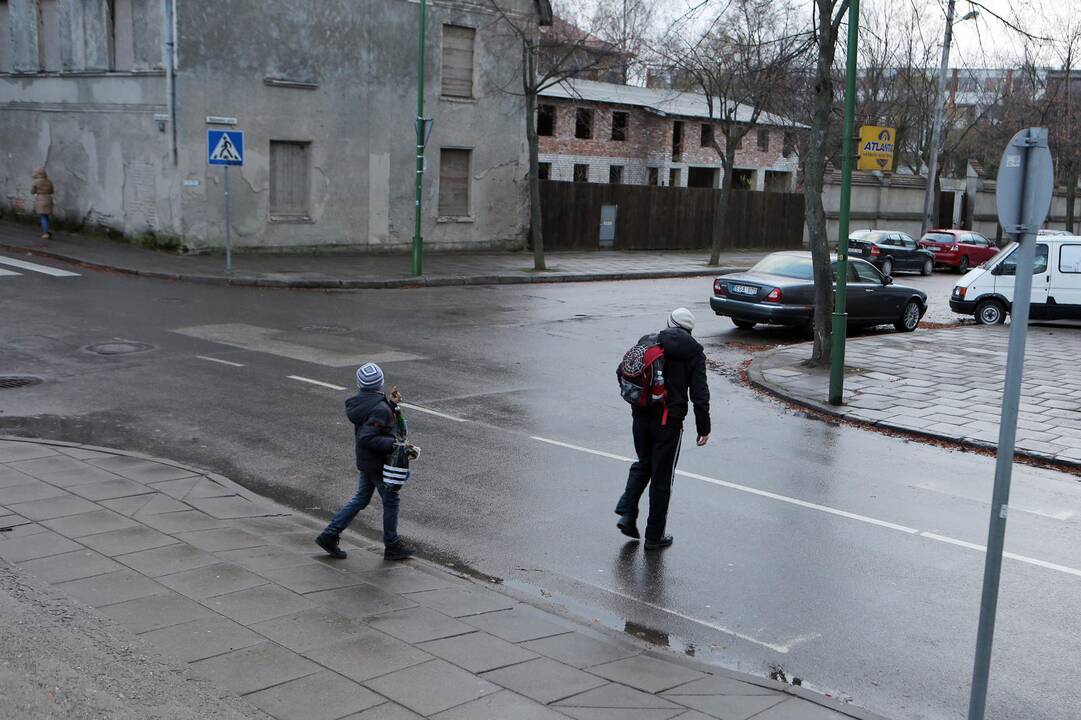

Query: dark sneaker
[315,533,347,559]
[617,514,640,539]
[643,534,674,551]
[384,542,416,561]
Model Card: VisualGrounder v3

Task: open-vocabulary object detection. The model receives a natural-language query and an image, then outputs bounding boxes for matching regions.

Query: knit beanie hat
[355,362,384,390]
[667,307,696,332]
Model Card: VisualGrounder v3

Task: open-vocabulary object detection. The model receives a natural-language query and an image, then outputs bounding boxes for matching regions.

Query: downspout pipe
[163,0,177,165]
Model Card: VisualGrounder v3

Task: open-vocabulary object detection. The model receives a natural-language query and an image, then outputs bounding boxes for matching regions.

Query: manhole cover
[85,342,154,356]
[300,324,351,334]
[0,375,43,390]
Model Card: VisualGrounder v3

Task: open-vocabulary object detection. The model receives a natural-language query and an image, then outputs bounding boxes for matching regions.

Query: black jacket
[629,328,711,436]
[346,391,397,477]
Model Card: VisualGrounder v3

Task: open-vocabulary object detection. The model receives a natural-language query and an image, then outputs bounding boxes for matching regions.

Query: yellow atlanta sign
[858,125,896,171]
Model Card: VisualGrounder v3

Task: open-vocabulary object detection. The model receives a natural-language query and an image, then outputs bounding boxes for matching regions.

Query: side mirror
[883,275,894,285]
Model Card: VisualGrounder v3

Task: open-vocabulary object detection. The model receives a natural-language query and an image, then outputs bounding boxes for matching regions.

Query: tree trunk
[708,136,738,266]
[523,46,546,271]
[803,6,840,367]
[1067,168,1078,234]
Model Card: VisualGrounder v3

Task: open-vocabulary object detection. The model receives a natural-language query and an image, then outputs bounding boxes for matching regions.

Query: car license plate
[930,246,941,252]
[731,284,757,296]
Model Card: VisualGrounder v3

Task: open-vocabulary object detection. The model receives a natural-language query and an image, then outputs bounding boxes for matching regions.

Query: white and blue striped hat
[355,362,384,390]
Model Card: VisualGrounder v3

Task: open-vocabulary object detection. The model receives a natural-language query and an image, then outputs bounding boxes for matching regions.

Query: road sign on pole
[208,130,244,272]
[967,127,1053,720]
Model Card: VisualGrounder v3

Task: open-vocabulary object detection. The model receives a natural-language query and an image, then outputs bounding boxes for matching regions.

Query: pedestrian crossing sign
[208,130,244,166]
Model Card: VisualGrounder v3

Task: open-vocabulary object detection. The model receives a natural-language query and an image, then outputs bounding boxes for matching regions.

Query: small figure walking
[316,362,416,561]
[31,168,54,240]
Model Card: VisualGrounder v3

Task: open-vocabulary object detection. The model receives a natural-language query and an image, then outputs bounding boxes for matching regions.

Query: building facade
[537,79,800,192]
[0,0,542,251]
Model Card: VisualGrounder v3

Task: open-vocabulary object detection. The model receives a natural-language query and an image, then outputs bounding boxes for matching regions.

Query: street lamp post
[412,0,428,277]
[920,1,978,236]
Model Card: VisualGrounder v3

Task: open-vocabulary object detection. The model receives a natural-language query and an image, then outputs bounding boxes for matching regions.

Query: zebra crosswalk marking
[0,256,80,277]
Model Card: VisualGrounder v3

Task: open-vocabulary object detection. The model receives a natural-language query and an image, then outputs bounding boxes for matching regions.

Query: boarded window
[609,165,623,184]
[573,164,589,183]
[38,0,61,71]
[700,123,713,147]
[269,141,311,217]
[537,104,555,136]
[439,148,471,216]
[647,167,659,186]
[575,108,593,139]
[441,25,475,98]
[757,128,770,151]
[538,162,551,180]
[668,168,680,186]
[0,1,10,73]
[108,0,135,70]
[611,111,628,141]
[671,121,683,161]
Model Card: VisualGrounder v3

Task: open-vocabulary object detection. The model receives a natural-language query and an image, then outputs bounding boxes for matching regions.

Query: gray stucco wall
[0,0,532,251]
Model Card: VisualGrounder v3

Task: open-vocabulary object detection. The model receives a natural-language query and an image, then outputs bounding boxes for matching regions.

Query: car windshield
[750,255,813,279]
[923,233,953,243]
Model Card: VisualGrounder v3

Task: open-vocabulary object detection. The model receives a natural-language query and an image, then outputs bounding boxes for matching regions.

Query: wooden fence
[538,181,806,251]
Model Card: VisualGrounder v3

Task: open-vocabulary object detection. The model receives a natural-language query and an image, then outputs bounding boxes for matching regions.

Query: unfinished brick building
[537,79,800,192]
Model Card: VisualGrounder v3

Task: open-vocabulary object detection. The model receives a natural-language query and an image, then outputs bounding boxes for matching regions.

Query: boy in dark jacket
[615,308,711,550]
[316,362,415,561]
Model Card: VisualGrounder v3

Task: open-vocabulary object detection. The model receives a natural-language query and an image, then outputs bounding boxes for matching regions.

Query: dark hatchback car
[848,229,935,277]
[710,251,928,333]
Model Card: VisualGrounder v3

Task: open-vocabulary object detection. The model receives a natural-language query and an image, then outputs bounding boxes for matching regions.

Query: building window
[611,111,628,141]
[538,162,551,180]
[575,108,594,139]
[537,104,556,136]
[669,168,680,186]
[269,141,312,219]
[441,25,475,98]
[731,168,754,189]
[609,165,623,184]
[701,123,714,147]
[672,121,684,161]
[735,134,744,150]
[573,164,589,183]
[757,128,770,151]
[783,131,796,158]
[648,167,659,186]
[0,1,11,73]
[764,170,791,192]
[687,167,717,188]
[108,0,135,71]
[438,148,471,216]
[38,0,61,71]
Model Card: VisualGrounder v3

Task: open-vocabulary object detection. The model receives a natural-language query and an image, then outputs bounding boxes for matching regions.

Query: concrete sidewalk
[0,437,881,720]
[0,221,761,289]
[748,325,1081,469]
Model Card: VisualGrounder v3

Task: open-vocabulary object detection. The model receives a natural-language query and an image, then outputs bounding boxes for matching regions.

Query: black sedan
[710,251,927,333]
[848,229,935,276]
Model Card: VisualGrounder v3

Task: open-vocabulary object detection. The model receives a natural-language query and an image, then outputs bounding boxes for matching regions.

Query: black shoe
[617,514,640,539]
[384,542,415,561]
[316,533,347,559]
[644,535,673,551]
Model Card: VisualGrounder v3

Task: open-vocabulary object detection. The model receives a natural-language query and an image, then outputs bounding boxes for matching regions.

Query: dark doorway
[937,191,956,229]
[687,167,718,188]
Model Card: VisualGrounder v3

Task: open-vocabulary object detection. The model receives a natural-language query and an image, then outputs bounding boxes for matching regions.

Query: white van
[950,235,1081,324]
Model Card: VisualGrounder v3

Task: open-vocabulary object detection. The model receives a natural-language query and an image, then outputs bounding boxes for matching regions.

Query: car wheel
[959,256,970,274]
[975,298,1007,325]
[921,258,933,276]
[880,257,893,277]
[894,300,922,332]
[732,319,756,330]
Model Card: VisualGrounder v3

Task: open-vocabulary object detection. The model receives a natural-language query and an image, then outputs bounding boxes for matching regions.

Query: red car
[917,229,1000,273]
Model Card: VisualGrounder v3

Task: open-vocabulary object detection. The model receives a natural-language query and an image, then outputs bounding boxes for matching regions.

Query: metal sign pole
[967,127,1052,720]
[224,165,232,273]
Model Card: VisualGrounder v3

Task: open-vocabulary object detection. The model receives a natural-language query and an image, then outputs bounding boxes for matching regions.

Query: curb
[1,434,888,720]
[0,242,748,289]
[745,353,1081,474]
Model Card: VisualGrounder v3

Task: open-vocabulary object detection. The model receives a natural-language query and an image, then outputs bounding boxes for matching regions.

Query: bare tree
[488,0,625,271]
[659,0,806,266]
[588,0,655,84]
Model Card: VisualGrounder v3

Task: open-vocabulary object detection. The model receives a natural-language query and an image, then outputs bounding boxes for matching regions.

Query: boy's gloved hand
[389,386,402,403]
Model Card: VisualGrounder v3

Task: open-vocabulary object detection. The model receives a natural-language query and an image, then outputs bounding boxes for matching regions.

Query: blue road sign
[208,130,244,166]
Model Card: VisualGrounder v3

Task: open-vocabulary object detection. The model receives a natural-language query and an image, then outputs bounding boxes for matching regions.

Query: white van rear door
[1051,242,1081,317]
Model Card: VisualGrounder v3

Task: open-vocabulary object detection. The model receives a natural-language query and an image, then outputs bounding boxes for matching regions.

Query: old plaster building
[537,79,800,192]
[0,0,547,250]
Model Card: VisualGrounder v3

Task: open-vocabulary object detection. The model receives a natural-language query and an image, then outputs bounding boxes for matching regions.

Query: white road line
[196,355,245,367]
[287,375,347,391]
[0,268,21,277]
[399,402,468,423]
[0,256,80,277]
[532,434,1081,579]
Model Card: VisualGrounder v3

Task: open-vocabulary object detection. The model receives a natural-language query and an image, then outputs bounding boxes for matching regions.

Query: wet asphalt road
[1,259,1078,720]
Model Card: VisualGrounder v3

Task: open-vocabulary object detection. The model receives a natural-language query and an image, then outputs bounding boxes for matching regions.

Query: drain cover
[300,324,351,334]
[0,375,43,390]
[85,342,154,355]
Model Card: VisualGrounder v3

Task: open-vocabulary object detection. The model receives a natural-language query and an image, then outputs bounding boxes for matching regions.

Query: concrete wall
[0,0,533,251]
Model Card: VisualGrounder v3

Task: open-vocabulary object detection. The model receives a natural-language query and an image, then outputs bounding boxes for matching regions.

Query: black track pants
[615,413,684,542]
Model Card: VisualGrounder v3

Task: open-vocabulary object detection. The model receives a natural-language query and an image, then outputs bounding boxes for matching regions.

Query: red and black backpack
[618,334,668,423]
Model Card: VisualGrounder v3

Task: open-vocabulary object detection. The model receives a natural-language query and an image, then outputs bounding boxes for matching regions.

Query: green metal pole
[412,0,427,276]
[828,0,860,406]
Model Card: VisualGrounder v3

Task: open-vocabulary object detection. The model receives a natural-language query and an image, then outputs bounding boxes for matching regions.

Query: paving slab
[148,476,203,499]
[461,604,575,643]
[481,657,607,704]
[748,698,853,719]
[418,630,539,673]
[99,494,157,516]
[342,702,425,720]
[667,693,786,720]
[366,605,476,644]
[588,655,707,693]
[364,659,500,717]
[157,562,269,599]
[0,468,36,488]
[355,566,461,594]
[302,630,432,683]
[201,582,318,625]
[313,548,396,572]
[522,632,639,669]
[7,454,85,476]
[97,590,217,634]
[115,541,219,576]
[41,508,141,538]
[186,494,274,519]
[251,606,371,651]
[558,709,685,720]
[306,582,417,616]
[16,548,122,583]
[663,675,779,696]
[53,568,168,607]
[66,477,154,501]
[33,465,131,488]
[87,455,199,482]
[140,616,265,662]
[0,441,58,462]
[175,527,267,552]
[189,641,320,695]
[6,494,100,520]
[0,529,84,562]
[261,562,369,594]
[245,670,384,720]
[215,543,311,572]
[77,525,179,555]
[0,479,70,505]
[431,689,570,720]
[406,586,516,618]
[555,683,683,710]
